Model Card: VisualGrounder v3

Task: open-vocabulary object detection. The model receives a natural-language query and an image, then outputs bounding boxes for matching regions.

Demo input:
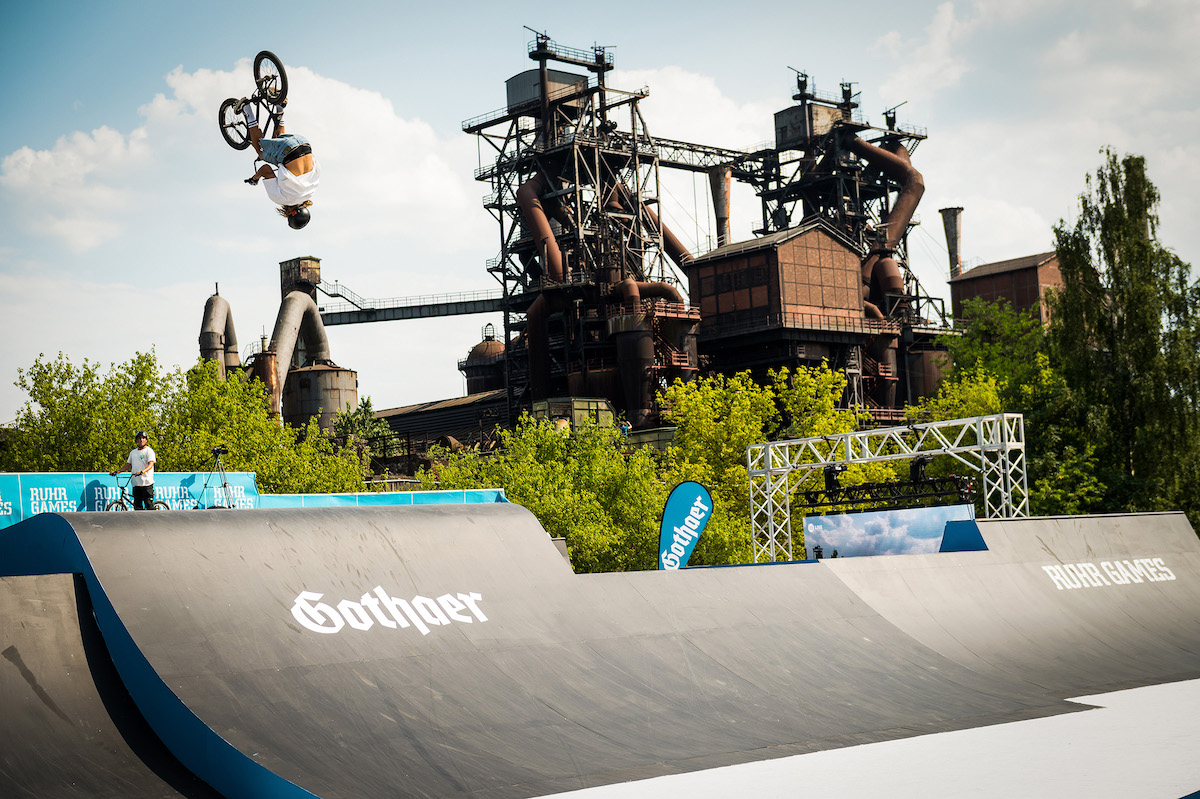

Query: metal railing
[528,37,614,67]
[701,311,903,338]
[317,286,504,316]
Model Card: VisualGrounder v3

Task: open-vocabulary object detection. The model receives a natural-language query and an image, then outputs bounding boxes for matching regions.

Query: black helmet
[134,430,148,439]
[286,205,311,230]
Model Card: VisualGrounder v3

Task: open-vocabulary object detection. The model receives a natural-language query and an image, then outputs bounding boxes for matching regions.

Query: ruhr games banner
[658,481,713,570]
[0,472,261,528]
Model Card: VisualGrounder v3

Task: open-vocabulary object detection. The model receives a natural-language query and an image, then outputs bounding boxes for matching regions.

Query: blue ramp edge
[939,519,989,553]
[0,513,317,799]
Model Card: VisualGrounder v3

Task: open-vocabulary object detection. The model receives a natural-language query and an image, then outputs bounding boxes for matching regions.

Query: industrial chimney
[709,165,732,247]
[939,207,963,279]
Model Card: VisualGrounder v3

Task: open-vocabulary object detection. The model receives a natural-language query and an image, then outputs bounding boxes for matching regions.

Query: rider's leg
[243,104,264,157]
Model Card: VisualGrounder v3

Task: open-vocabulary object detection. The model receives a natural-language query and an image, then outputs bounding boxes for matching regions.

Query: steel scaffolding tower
[747,413,1030,562]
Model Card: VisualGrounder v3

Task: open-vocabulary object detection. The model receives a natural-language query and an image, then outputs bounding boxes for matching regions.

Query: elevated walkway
[316,280,505,325]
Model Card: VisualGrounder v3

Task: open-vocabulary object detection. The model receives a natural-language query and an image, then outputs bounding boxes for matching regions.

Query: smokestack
[708,165,732,247]
[939,207,963,279]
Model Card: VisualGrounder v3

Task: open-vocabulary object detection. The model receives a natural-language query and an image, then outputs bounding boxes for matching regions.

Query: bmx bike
[104,471,169,511]
[218,51,288,150]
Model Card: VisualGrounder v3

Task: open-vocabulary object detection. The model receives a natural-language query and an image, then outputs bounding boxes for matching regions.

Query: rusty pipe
[608,279,689,427]
[267,291,333,407]
[198,294,241,378]
[607,185,694,269]
[516,175,565,282]
[611,278,686,310]
[640,203,693,268]
[844,137,925,252]
[526,292,567,400]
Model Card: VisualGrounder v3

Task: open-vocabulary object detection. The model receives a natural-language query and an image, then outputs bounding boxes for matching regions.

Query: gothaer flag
[659,481,713,570]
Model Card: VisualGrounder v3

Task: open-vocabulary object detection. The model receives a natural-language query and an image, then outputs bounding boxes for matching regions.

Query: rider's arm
[249,164,275,182]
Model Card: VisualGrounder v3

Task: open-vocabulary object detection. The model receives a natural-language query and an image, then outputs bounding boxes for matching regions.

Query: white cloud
[612,66,776,150]
[875,3,975,103]
[0,126,150,252]
[0,59,502,421]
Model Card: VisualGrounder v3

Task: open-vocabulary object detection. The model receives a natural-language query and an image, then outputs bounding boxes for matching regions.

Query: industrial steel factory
[200,33,983,459]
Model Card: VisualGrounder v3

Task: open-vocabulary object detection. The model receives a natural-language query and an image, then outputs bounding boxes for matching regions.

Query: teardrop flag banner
[659,481,713,570]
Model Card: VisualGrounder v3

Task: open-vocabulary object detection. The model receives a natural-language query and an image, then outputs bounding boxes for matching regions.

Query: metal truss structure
[747,413,1029,562]
[796,475,975,513]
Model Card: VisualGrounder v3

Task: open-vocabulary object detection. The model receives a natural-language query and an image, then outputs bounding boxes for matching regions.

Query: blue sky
[3,1,1197,422]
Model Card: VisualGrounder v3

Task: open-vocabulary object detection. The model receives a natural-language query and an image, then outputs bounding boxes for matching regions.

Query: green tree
[333,395,400,476]
[420,415,667,573]
[941,297,1045,404]
[905,366,1003,424]
[333,395,391,437]
[660,365,866,562]
[1049,149,1200,520]
[2,352,367,495]
[421,364,860,572]
[930,292,1107,516]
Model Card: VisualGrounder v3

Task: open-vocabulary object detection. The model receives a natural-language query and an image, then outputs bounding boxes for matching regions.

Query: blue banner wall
[658,482,713,570]
[802,504,978,559]
[0,473,507,529]
[0,472,262,526]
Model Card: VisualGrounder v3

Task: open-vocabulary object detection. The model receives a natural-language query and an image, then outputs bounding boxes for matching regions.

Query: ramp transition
[1,506,1198,798]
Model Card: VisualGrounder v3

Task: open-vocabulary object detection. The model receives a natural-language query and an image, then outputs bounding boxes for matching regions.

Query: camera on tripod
[212,445,229,456]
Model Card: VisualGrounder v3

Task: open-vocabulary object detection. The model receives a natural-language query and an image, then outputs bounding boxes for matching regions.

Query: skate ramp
[827,512,1200,696]
[0,573,219,797]
[0,506,1197,798]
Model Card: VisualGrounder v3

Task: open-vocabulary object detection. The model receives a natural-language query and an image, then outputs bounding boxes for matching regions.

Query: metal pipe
[198,293,241,378]
[267,290,333,407]
[708,165,732,247]
[939,207,963,279]
[640,202,693,267]
[845,137,925,315]
[516,175,565,281]
[608,279,689,426]
[844,137,925,252]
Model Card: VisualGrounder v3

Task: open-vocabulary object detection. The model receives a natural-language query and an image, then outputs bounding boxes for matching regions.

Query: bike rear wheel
[151,501,170,511]
[104,500,128,511]
[219,98,251,150]
[253,51,288,104]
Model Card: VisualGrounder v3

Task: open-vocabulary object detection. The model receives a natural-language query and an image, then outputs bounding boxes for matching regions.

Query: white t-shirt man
[126,445,156,486]
[264,158,321,207]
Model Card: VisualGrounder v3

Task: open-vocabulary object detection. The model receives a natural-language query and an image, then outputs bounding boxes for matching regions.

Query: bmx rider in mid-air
[236,98,321,229]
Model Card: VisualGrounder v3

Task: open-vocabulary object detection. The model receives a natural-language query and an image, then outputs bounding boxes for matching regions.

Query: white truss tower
[747,413,1029,562]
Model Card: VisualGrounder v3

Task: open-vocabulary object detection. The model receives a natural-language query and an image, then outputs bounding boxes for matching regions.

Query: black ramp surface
[0,573,219,798]
[58,505,1100,799]
[827,512,1200,695]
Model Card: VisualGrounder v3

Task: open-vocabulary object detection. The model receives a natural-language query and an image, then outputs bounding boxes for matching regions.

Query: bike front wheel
[151,501,170,511]
[219,98,251,150]
[104,500,128,512]
[253,51,288,104]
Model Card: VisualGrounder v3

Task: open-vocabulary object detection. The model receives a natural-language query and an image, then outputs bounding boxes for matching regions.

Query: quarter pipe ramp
[1,506,1197,797]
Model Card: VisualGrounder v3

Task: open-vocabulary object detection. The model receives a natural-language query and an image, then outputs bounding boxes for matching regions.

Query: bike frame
[106,471,167,511]
[219,51,288,152]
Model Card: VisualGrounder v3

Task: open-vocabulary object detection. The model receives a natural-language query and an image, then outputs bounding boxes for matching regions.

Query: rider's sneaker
[232,97,249,115]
